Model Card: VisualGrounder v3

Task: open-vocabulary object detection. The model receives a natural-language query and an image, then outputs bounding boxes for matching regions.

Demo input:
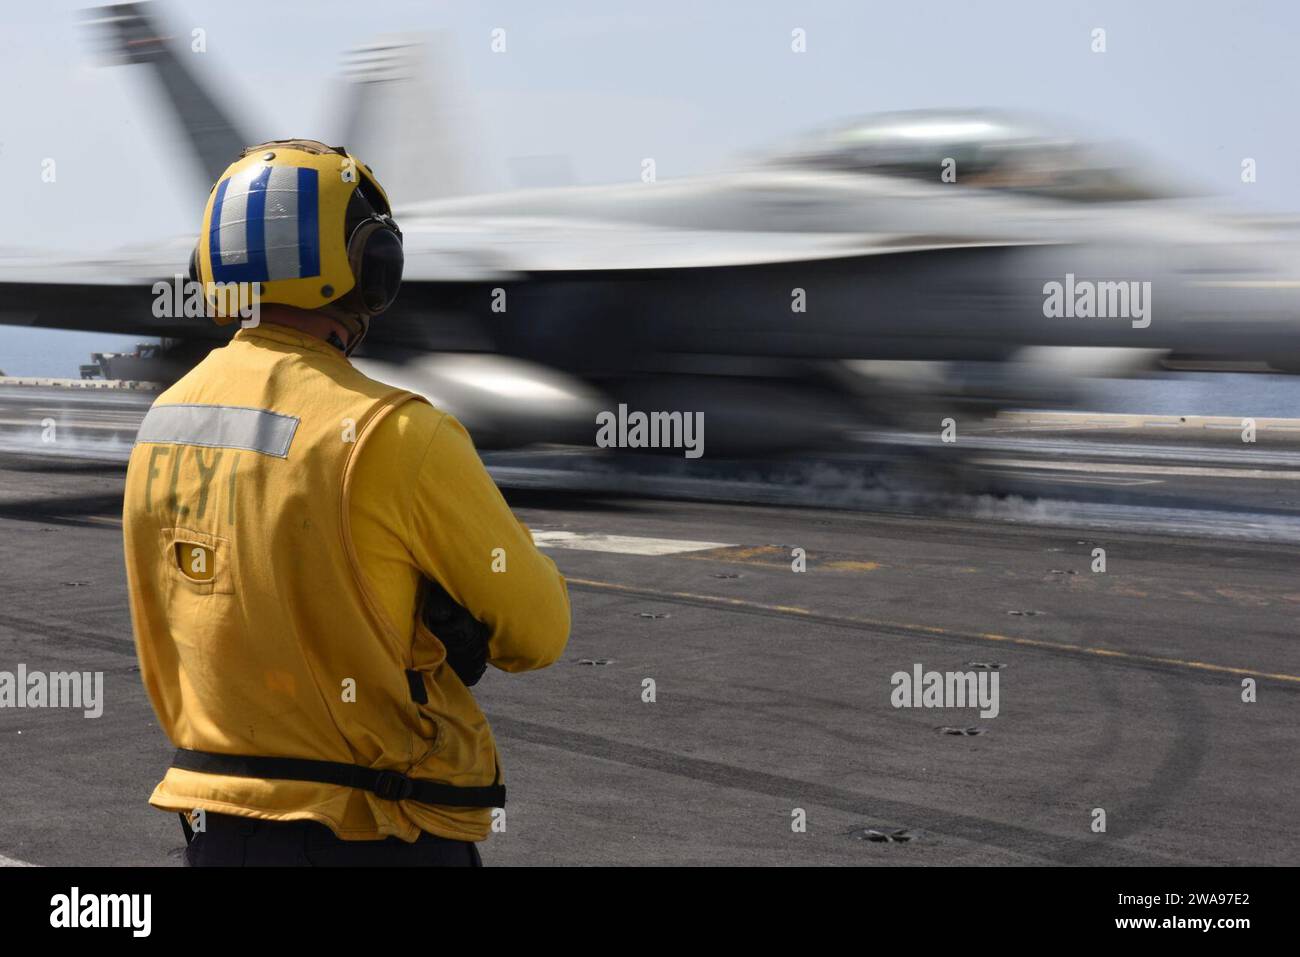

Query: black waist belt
[171,748,505,808]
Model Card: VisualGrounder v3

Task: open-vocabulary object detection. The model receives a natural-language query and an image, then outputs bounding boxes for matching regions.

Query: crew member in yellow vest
[122,140,570,866]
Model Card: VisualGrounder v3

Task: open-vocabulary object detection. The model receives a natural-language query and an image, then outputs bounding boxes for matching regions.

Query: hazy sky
[2,0,1296,374]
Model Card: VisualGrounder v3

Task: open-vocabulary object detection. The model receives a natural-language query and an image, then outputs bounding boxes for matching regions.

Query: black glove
[420,579,489,687]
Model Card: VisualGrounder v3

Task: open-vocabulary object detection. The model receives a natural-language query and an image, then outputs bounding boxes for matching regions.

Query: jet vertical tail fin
[81,1,250,185]
[339,35,474,209]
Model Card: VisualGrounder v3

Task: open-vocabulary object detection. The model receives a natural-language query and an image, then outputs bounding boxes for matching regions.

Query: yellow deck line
[569,577,1300,684]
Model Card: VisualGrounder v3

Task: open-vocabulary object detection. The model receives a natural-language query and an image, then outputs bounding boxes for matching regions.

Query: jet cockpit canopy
[773,109,1173,202]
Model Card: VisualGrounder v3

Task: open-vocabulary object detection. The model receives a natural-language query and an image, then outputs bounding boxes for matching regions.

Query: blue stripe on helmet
[242,166,271,280]
[296,166,320,279]
[211,166,272,284]
[207,177,230,279]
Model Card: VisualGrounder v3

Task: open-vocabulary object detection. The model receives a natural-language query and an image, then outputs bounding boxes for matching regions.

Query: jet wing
[0,222,1027,342]
[398,217,1026,279]
[0,239,227,340]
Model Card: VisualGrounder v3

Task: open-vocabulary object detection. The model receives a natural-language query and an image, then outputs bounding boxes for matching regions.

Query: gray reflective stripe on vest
[135,404,300,458]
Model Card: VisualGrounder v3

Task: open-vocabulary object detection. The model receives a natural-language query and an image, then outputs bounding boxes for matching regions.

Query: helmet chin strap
[323,311,370,356]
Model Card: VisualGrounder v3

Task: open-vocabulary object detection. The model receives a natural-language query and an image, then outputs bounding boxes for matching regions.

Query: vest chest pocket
[161,526,236,596]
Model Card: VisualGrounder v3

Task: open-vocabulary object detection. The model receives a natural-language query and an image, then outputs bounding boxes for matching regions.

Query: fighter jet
[5,1,1300,453]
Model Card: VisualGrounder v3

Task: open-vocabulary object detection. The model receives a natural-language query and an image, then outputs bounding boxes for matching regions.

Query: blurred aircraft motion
[4,1,1300,454]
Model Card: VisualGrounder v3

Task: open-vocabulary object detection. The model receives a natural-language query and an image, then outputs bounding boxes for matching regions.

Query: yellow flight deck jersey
[122,323,570,842]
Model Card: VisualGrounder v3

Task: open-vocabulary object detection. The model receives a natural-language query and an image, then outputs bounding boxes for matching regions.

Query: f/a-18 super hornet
[5,1,1300,454]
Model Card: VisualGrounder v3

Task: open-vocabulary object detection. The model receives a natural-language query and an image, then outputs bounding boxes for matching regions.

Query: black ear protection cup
[345,219,404,315]
[334,182,404,320]
[322,202,403,355]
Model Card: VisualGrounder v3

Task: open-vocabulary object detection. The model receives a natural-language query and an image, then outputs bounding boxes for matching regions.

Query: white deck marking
[977,468,1161,487]
[974,458,1300,480]
[998,411,1300,432]
[0,853,36,867]
[531,531,732,555]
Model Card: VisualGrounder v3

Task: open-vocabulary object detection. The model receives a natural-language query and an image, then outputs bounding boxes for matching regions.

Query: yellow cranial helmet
[190,139,404,344]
